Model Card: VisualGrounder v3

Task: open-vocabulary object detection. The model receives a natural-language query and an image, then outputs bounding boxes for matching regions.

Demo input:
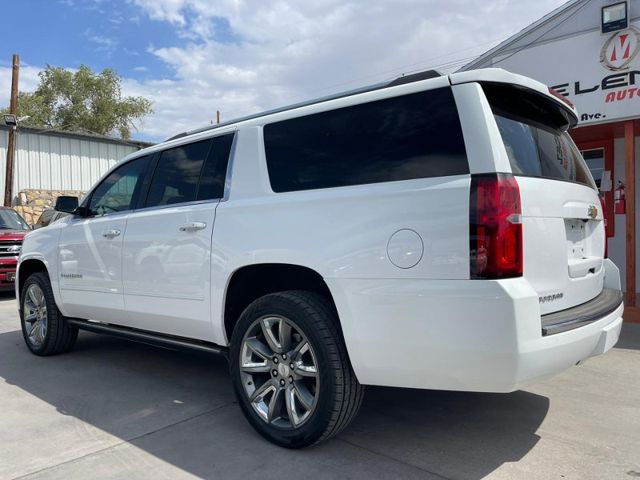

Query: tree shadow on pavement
[0,323,550,480]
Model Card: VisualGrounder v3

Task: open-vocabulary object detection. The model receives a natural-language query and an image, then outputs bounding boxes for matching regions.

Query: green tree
[2,65,153,139]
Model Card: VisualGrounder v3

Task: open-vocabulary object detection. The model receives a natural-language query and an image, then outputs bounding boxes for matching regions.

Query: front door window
[89,156,150,216]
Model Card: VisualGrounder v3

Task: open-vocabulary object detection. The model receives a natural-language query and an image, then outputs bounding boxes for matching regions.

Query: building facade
[0,125,151,203]
[462,0,640,314]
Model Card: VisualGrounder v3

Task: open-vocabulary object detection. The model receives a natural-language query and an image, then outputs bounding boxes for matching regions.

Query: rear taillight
[470,173,523,279]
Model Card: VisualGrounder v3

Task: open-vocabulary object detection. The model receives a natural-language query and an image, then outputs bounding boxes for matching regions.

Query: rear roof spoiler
[449,68,579,127]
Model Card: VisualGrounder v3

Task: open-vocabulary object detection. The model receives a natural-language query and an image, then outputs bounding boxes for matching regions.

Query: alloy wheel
[23,283,48,348]
[239,315,319,428]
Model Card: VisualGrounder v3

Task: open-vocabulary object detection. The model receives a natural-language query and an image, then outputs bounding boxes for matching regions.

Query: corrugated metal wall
[0,129,140,198]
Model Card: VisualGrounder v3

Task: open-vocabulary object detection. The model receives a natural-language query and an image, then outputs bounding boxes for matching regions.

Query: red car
[0,207,30,292]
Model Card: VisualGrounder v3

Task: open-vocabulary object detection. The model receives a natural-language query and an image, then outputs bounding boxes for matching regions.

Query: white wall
[0,129,140,199]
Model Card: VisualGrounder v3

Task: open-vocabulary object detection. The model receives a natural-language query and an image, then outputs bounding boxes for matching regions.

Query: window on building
[263,87,468,192]
[581,149,605,190]
[89,156,150,215]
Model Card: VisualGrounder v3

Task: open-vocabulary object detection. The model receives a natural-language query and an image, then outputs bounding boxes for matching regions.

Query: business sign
[492,21,640,125]
[601,27,640,70]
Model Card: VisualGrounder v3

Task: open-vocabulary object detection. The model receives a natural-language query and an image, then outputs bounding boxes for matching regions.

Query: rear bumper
[327,261,623,393]
[541,288,623,336]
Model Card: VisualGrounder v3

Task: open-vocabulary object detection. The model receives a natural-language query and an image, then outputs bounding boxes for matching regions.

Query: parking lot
[0,292,638,480]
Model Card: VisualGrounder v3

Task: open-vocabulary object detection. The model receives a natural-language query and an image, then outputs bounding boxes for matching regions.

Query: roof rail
[165,69,441,142]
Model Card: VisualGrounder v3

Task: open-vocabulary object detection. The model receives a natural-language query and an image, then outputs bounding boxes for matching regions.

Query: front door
[58,155,151,322]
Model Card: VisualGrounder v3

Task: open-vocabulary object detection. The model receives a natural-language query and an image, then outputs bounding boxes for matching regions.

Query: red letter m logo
[610,33,632,61]
[601,28,640,71]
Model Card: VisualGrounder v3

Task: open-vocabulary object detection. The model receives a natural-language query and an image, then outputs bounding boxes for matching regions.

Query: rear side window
[483,84,595,189]
[263,87,468,192]
[146,140,212,207]
[197,133,234,200]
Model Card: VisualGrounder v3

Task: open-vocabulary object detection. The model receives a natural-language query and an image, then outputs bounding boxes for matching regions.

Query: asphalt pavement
[0,291,639,480]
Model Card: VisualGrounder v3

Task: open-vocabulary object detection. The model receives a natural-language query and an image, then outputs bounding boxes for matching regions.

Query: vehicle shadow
[0,325,550,479]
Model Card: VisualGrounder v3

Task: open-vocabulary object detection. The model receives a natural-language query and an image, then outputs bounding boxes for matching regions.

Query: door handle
[102,229,121,239]
[179,222,207,232]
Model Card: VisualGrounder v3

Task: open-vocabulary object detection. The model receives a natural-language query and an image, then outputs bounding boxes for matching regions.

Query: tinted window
[264,88,468,192]
[483,83,595,189]
[146,140,212,207]
[494,114,594,188]
[197,133,234,200]
[36,209,56,227]
[89,156,149,215]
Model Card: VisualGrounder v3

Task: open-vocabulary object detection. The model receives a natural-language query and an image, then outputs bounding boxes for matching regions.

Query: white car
[16,68,624,448]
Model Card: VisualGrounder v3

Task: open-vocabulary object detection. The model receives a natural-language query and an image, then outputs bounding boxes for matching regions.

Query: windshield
[0,209,30,230]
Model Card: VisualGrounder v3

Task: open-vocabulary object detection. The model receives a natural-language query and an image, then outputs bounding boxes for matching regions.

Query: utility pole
[216,110,221,124]
[4,54,19,207]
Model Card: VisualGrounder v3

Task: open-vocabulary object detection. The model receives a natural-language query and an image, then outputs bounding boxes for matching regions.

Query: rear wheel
[20,272,78,356]
[230,290,364,448]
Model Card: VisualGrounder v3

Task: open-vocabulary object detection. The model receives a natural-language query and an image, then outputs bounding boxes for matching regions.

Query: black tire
[230,290,364,448]
[20,272,78,356]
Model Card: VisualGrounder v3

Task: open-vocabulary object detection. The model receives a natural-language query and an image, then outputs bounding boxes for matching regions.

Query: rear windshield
[483,83,595,189]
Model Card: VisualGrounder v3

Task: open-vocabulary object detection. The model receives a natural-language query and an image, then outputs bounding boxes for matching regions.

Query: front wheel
[20,272,78,356]
[230,291,364,448]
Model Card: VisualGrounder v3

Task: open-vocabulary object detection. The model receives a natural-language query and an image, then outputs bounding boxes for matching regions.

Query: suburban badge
[539,293,564,303]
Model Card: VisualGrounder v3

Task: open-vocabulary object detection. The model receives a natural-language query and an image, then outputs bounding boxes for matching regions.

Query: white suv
[17,68,624,448]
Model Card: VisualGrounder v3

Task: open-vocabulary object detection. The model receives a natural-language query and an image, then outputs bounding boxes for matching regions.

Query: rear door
[121,133,234,340]
[482,83,605,314]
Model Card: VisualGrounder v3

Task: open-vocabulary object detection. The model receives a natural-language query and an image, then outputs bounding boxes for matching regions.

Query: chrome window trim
[130,198,220,215]
[67,210,130,222]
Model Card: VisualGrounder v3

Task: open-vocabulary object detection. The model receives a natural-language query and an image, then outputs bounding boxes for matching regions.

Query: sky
[0,0,570,142]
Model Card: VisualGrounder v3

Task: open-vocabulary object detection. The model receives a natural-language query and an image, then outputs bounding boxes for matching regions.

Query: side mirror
[54,196,79,214]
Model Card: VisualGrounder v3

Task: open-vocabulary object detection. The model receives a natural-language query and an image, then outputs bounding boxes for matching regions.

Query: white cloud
[124,0,571,140]
[6,1,571,140]
[0,64,41,110]
[123,47,140,56]
[85,31,119,57]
